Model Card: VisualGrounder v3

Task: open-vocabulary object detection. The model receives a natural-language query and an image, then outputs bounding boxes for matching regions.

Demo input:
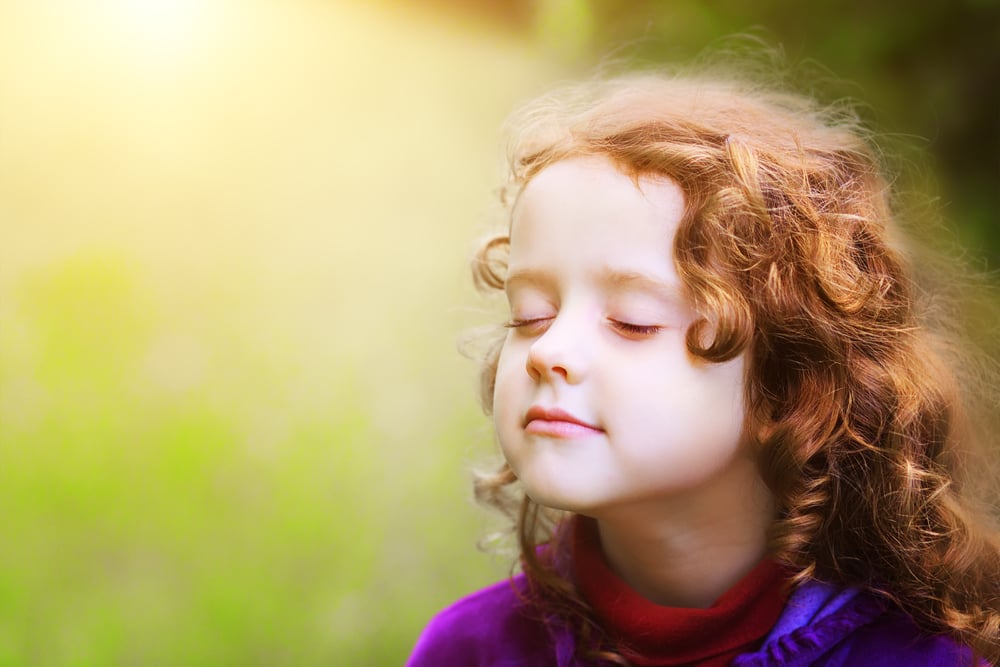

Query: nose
[525,313,587,384]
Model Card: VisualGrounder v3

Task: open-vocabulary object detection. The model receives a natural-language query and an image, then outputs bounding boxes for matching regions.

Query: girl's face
[493,156,751,516]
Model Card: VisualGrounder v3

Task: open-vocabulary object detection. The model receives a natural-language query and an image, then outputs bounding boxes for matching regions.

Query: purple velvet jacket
[406,573,978,666]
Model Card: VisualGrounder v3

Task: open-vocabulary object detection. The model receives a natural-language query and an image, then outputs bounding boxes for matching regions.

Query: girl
[407,63,1000,666]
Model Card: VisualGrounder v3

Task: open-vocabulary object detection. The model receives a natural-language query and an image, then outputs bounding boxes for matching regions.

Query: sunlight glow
[100,0,224,67]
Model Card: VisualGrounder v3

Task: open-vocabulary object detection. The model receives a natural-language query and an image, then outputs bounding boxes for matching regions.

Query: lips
[524,406,603,438]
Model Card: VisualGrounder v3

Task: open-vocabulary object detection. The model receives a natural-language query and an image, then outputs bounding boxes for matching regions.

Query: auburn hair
[471,68,1000,664]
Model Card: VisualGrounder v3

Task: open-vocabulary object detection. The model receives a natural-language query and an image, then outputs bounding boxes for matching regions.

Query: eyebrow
[505,267,682,300]
[601,269,679,296]
[504,268,556,293]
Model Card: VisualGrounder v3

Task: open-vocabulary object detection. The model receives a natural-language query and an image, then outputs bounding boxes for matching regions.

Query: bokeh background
[0,0,997,664]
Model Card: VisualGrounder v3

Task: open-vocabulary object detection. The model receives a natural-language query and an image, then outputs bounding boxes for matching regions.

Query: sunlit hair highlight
[471,65,1000,664]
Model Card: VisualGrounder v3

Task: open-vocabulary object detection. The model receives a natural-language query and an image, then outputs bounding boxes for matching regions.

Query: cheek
[677,360,748,450]
[492,340,524,429]
[614,352,746,441]
[492,340,512,407]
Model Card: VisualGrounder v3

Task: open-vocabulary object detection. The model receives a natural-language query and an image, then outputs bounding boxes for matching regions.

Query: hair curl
[471,65,1000,664]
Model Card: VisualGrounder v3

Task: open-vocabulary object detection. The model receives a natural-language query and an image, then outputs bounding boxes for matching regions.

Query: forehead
[509,156,686,283]
[515,156,684,223]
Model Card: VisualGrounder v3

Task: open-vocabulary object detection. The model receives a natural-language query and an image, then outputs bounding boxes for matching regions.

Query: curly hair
[470,67,1000,664]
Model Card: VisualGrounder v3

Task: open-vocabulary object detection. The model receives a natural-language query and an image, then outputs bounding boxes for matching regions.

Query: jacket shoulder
[404,574,554,667]
[825,607,980,667]
[736,587,980,667]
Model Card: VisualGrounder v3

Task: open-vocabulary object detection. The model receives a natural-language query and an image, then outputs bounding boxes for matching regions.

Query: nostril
[523,320,583,384]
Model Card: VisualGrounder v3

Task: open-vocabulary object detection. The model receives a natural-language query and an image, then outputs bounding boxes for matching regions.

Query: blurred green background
[0,0,996,664]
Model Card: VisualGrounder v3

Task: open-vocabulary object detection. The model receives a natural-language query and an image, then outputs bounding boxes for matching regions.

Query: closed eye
[609,320,661,337]
[504,317,553,334]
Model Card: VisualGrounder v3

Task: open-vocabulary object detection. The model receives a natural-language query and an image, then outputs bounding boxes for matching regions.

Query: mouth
[523,406,603,438]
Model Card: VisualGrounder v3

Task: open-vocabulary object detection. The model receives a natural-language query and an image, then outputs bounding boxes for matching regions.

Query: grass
[0,2,551,663]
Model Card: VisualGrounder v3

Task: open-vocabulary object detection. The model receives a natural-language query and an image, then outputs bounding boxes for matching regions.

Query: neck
[591,460,774,608]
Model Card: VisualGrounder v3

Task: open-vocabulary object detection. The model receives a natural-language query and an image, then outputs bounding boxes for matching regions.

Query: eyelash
[504,317,551,330]
[610,320,661,337]
[504,317,661,337]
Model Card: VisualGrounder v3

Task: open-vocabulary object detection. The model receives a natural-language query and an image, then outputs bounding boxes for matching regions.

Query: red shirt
[572,516,790,666]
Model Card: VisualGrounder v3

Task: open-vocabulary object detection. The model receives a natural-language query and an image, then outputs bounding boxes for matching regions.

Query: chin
[522,485,600,514]
[521,485,575,512]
